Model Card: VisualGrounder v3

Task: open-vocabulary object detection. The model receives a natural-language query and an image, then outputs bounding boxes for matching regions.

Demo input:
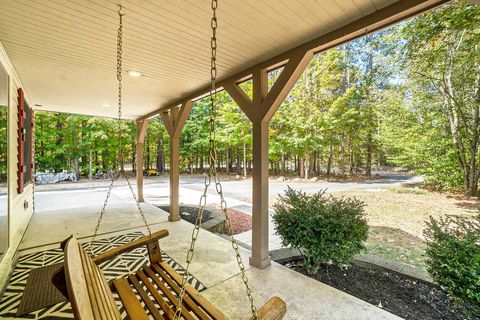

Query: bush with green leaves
[424,214,480,309]
[272,187,368,274]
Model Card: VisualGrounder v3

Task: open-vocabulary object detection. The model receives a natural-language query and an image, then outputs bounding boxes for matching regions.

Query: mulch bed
[285,260,479,320]
[224,208,252,235]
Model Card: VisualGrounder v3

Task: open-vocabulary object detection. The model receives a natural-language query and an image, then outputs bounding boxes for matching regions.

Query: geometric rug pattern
[0,231,207,319]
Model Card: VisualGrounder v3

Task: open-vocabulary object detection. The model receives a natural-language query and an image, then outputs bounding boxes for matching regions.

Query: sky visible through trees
[30,1,480,196]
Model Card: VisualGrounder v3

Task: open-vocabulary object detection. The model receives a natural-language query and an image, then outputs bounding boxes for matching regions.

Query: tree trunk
[217,151,222,171]
[366,132,372,176]
[364,35,374,177]
[281,153,286,176]
[88,147,93,180]
[304,155,309,180]
[299,157,305,178]
[132,143,136,172]
[236,150,241,175]
[80,121,86,168]
[73,127,80,179]
[199,147,204,171]
[243,140,247,178]
[102,150,107,170]
[56,116,63,172]
[145,133,150,170]
[225,149,230,174]
[317,151,322,174]
[349,136,355,174]
[340,133,346,174]
[326,144,334,176]
[157,132,164,173]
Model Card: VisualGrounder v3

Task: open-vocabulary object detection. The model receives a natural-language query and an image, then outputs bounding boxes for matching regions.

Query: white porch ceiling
[0,0,438,119]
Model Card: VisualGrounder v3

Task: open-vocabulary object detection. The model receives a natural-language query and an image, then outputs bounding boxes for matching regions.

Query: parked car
[144,168,159,176]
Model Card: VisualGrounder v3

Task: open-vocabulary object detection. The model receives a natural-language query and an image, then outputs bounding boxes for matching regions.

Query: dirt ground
[330,188,479,269]
[331,188,478,239]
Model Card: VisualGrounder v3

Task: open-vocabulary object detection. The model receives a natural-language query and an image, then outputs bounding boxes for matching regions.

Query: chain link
[173,0,258,318]
[89,6,151,253]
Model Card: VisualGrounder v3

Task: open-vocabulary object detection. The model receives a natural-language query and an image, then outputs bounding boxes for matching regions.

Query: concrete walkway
[19,191,402,319]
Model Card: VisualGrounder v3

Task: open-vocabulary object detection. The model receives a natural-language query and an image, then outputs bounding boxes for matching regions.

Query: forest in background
[31,2,480,196]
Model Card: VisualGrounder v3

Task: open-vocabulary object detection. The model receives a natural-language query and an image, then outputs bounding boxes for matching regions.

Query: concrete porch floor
[14,189,402,320]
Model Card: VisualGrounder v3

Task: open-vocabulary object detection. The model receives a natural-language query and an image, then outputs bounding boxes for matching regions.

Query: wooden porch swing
[52,2,286,319]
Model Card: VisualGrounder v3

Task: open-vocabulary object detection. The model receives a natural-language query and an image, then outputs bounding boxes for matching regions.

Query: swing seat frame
[52,230,286,320]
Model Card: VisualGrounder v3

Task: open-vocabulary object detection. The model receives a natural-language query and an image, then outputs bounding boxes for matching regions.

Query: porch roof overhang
[0,0,448,120]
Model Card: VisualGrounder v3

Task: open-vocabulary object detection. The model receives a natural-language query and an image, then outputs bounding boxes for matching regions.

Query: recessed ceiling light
[102,103,111,107]
[127,70,142,78]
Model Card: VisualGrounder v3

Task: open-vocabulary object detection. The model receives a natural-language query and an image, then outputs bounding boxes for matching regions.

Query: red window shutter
[17,88,25,194]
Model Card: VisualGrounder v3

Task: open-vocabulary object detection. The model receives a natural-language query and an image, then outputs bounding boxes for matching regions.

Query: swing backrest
[63,236,121,320]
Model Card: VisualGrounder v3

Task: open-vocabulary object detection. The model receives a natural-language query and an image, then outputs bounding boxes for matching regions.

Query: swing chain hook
[173,0,258,318]
[118,4,125,17]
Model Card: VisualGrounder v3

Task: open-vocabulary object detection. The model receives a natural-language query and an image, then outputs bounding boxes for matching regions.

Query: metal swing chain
[173,0,258,318]
[89,6,151,253]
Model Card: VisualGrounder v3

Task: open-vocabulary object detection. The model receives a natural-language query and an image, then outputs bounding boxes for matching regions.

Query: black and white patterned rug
[0,231,206,319]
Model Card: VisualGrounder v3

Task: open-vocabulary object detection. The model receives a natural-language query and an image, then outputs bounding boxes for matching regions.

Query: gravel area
[224,208,252,235]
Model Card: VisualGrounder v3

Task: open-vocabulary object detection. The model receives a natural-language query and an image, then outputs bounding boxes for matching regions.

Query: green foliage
[397,1,480,195]
[272,187,369,274]
[34,111,138,175]
[31,1,480,195]
[424,214,480,309]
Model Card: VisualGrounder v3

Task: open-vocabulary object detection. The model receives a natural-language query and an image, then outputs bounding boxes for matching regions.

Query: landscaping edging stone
[354,253,435,286]
[157,204,226,233]
[199,206,226,233]
[270,247,436,286]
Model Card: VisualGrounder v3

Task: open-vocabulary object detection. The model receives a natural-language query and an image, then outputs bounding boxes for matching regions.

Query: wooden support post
[136,119,149,203]
[250,119,270,268]
[224,52,312,269]
[168,134,181,221]
[160,101,193,222]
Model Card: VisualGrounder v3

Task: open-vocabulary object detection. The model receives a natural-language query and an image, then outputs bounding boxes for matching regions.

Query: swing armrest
[92,229,169,264]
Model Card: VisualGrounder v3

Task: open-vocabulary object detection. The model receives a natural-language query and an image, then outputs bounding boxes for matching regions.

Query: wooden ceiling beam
[139,0,448,120]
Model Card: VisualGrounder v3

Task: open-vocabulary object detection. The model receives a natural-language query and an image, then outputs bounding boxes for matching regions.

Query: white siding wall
[0,41,34,292]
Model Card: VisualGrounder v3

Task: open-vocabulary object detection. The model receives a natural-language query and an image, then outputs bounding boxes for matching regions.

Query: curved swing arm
[251,297,286,320]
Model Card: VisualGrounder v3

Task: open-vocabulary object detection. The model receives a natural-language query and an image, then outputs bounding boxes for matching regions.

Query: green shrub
[424,214,480,308]
[272,187,369,274]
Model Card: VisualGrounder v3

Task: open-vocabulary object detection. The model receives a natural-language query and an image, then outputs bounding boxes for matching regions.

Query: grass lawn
[329,188,479,270]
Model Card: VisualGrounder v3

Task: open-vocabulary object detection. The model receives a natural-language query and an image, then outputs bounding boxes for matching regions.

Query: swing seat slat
[52,230,286,320]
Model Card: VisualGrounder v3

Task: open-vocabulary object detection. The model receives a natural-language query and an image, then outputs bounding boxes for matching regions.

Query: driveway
[175,171,420,202]
[33,171,419,251]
